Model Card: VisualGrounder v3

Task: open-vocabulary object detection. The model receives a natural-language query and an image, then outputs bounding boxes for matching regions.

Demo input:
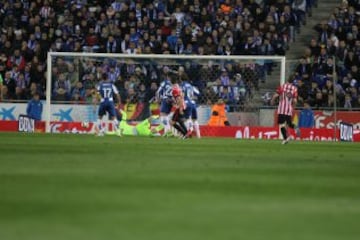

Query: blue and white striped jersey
[156,79,173,100]
[96,81,119,103]
[181,81,200,104]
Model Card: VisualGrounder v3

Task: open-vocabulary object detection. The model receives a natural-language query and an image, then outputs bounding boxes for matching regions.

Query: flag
[292,113,299,126]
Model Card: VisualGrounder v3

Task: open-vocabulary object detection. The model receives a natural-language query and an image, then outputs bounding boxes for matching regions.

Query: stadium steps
[252,0,341,107]
[285,0,341,59]
[254,67,282,107]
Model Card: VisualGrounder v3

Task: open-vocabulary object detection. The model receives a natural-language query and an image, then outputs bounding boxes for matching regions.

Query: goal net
[45,52,286,133]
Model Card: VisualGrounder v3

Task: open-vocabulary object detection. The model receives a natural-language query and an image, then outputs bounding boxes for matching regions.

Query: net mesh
[49,54,284,121]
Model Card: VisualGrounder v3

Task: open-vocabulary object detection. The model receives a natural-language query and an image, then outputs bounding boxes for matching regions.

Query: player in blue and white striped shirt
[180,74,201,138]
[156,66,173,136]
[95,73,121,136]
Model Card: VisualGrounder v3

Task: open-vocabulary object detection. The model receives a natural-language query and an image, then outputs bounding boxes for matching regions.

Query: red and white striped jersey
[276,82,298,116]
[173,93,186,111]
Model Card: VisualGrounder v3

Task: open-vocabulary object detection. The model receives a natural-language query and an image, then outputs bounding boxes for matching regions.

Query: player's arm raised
[270,85,282,106]
[155,82,164,103]
[270,92,279,106]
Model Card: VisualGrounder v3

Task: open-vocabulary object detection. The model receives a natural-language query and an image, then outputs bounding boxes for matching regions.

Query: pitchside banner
[0,102,212,124]
[293,110,360,129]
[18,115,35,133]
[2,102,360,127]
[1,102,360,141]
[1,120,360,141]
[339,122,353,142]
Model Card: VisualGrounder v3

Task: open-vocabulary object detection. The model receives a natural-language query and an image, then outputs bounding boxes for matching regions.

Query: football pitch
[0,133,360,240]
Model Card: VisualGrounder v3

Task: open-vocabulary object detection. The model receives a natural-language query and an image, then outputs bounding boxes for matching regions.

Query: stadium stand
[287,0,360,110]
[4,0,355,111]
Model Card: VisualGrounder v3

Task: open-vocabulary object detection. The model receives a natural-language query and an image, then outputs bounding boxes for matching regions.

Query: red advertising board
[1,120,360,141]
[0,121,18,132]
[312,111,360,129]
[285,110,360,129]
[200,126,351,141]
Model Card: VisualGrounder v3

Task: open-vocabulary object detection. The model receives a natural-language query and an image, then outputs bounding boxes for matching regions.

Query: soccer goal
[45,52,286,133]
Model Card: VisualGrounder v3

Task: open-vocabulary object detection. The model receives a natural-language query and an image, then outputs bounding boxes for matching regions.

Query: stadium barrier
[2,102,360,127]
[1,102,360,141]
[1,120,359,142]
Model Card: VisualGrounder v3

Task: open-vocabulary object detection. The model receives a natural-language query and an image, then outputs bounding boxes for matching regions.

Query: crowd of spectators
[55,57,261,110]
[291,0,360,110]
[0,0,317,110]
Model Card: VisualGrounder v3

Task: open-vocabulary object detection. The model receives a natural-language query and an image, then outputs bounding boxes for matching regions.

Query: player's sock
[173,122,187,136]
[193,120,201,138]
[280,126,287,140]
[96,119,104,136]
[161,115,170,136]
[179,121,188,135]
[172,124,182,135]
[171,127,178,137]
[113,119,120,136]
[176,121,188,137]
[294,126,301,137]
[185,119,192,131]
[112,119,118,130]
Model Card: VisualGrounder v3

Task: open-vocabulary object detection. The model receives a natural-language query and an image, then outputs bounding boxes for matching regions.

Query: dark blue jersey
[96,81,119,103]
[156,79,172,100]
[181,81,200,104]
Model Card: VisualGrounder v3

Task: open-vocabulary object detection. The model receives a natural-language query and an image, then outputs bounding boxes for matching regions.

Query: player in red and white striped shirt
[170,84,190,138]
[271,77,301,144]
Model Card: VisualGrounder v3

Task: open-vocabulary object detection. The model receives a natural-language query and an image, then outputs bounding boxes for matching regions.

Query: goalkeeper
[107,110,164,137]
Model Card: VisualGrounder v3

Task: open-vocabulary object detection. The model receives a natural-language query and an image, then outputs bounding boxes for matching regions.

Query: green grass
[0,133,360,240]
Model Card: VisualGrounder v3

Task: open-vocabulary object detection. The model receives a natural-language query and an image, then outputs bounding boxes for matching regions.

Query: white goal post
[46,52,286,133]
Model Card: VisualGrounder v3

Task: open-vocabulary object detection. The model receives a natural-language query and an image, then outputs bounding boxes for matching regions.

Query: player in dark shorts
[170,85,190,139]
